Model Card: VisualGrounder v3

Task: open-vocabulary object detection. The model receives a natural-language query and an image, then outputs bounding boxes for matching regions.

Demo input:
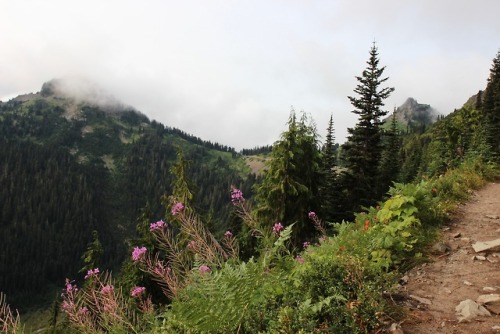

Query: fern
[168,259,274,333]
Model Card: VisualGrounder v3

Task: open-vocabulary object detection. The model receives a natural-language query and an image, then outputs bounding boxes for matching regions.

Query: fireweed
[132,246,147,262]
[0,292,24,334]
[308,211,326,236]
[60,187,326,332]
[60,272,146,333]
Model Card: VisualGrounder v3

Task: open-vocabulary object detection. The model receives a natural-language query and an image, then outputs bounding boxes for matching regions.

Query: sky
[1,0,499,150]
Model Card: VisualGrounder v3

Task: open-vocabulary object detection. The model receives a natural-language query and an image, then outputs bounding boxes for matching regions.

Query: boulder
[455,299,491,322]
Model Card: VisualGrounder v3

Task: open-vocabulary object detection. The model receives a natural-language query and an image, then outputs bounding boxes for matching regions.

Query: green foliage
[294,249,393,333]
[166,260,269,333]
[369,195,421,270]
[254,110,322,244]
[80,231,104,274]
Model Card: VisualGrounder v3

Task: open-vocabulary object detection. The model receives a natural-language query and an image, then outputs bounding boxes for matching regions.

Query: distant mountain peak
[40,76,135,113]
[390,97,440,128]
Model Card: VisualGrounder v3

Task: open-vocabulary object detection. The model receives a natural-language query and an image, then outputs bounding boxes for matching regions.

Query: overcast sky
[1,0,499,150]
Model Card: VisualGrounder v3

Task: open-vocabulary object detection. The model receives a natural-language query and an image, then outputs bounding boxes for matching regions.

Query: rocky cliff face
[391,97,440,128]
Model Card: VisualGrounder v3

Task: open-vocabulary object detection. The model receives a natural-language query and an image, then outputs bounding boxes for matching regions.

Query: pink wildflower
[272,222,284,235]
[171,202,185,216]
[65,280,78,293]
[224,230,233,238]
[295,255,305,264]
[150,219,166,231]
[230,188,245,205]
[303,241,310,249]
[78,306,89,316]
[131,286,146,298]
[199,265,211,274]
[84,267,99,279]
[132,246,147,262]
[308,211,317,219]
[61,301,72,311]
[187,240,196,250]
[100,285,114,294]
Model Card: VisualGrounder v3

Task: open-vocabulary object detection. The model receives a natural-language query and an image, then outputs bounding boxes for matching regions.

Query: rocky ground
[397,182,500,333]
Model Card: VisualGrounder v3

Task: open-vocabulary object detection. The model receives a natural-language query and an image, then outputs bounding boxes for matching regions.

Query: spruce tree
[319,115,342,222]
[254,109,322,243]
[481,51,500,160]
[379,112,402,192]
[343,43,395,208]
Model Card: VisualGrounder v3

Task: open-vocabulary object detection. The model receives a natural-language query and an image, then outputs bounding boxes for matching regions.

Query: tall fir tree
[319,115,342,222]
[379,111,402,192]
[342,43,395,209]
[481,51,500,160]
[254,109,322,243]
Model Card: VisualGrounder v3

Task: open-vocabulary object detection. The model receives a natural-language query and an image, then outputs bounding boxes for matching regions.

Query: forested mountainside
[0,81,256,309]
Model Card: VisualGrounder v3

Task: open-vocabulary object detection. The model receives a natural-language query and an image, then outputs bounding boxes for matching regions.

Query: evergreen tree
[343,43,395,208]
[80,230,104,273]
[481,51,500,160]
[319,115,342,222]
[254,110,322,243]
[379,112,402,192]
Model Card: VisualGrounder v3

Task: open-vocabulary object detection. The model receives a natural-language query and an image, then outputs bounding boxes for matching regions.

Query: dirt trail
[400,182,500,333]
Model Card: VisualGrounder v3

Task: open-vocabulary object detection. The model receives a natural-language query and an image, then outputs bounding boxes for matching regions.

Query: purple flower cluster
[77,306,89,316]
[308,211,317,219]
[132,246,147,262]
[224,230,233,238]
[199,265,211,274]
[272,222,284,235]
[84,268,99,279]
[131,286,146,298]
[100,285,114,295]
[64,280,78,294]
[303,241,310,249]
[150,219,166,231]
[171,202,185,216]
[231,188,245,205]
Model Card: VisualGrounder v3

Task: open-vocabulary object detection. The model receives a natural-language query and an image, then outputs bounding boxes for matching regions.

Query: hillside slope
[0,79,256,310]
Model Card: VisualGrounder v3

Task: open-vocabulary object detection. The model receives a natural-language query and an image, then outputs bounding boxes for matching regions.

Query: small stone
[485,214,500,219]
[464,280,473,286]
[388,323,404,334]
[432,242,451,254]
[484,287,498,292]
[472,239,500,253]
[460,237,470,243]
[443,288,452,294]
[399,275,409,285]
[477,294,500,304]
[409,294,432,305]
[455,299,491,322]
[453,232,462,238]
[478,294,500,314]
[474,255,487,261]
[493,325,500,331]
